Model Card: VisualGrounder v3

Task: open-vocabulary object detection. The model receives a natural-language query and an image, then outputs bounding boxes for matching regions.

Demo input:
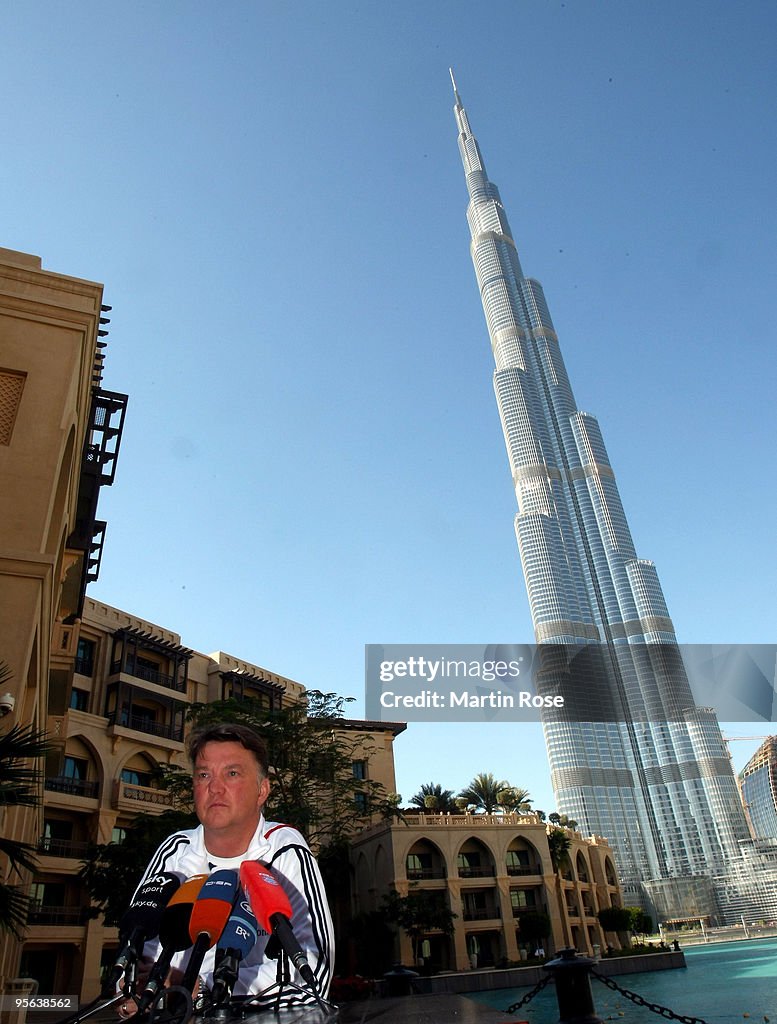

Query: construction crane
[722,734,772,756]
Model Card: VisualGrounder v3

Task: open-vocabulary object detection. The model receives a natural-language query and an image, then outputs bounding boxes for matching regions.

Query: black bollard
[543,948,604,1024]
[382,963,419,997]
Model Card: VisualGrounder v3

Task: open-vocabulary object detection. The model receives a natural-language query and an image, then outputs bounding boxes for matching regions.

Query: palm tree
[0,665,49,937]
[459,772,513,813]
[410,782,458,814]
[548,811,578,829]
[496,786,533,814]
[546,827,572,874]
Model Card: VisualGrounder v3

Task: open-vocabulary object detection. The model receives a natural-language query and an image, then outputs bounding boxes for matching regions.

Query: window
[457,851,482,876]
[63,756,87,780]
[406,853,433,878]
[507,849,531,872]
[352,761,367,780]
[353,792,368,812]
[75,638,95,677]
[69,688,89,712]
[40,819,73,852]
[121,768,153,788]
[111,827,127,844]
[511,889,537,910]
[29,881,66,909]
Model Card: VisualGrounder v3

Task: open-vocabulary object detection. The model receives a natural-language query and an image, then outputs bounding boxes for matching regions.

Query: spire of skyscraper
[448,67,461,107]
[450,75,754,921]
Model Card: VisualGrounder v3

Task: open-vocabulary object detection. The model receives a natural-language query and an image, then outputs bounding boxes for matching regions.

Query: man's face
[192,740,270,846]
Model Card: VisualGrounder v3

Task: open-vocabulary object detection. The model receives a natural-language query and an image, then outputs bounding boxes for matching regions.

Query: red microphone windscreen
[188,869,239,946]
[239,862,292,932]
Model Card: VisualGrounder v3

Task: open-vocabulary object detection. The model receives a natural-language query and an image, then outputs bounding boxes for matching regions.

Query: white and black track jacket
[135,816,334,1006]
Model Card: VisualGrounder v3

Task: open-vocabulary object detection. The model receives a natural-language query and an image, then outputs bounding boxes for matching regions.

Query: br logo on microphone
[258,871,279,886]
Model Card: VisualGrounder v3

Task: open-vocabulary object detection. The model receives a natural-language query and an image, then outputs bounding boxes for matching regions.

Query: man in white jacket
[118,723,334,1015]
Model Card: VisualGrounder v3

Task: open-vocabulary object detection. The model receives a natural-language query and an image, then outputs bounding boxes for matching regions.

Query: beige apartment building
[350,812,622,970]
[0,247,128,999]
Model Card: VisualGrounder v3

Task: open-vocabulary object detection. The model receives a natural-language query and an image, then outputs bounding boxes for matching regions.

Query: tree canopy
[381,888,457,965]
[597,905,632,935]
[548,812,578,830]
[516,910,551,945]
[410,783,458,814]
[458,773,532,814]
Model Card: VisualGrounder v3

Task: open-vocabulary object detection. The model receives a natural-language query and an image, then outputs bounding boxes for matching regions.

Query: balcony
[507,864,541,876]
[113,780,174,812]
[106,711,184,742]
[45,777,99,799]
[406,867,447,881]
[110,628,192,696]
[463,906,500,921]
[111,659,186,693]
[37,837,91,858]
[458,866,495,879]
[27,905,89,927]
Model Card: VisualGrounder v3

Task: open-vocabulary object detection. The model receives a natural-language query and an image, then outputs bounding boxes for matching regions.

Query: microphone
[180,869,240,993]
[137,874,209,1013]
[239,862,319,993]
[211,888,259,1006]
[102,873,182,996]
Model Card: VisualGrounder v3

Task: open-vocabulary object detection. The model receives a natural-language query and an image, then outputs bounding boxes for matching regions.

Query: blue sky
[2,1,775,814]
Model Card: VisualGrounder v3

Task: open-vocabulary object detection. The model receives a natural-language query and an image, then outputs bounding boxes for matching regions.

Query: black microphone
[137,874,209,1013]
[211,888,260,1006]
[239,862,319,994]
[102,873,181,997]
[180,869,240,994]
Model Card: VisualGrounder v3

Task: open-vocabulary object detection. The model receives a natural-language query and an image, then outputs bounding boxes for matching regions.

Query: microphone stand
[53,959,137,1024]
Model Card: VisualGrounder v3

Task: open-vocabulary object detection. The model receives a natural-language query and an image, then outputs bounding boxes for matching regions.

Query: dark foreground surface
[340,993,510,1024]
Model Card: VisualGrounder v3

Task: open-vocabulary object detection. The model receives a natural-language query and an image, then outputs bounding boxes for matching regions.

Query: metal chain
[502,974,552,1014]
[592,968,709,1024]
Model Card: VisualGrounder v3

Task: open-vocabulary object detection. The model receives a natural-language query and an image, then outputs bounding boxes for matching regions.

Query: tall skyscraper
[450,73,752,919]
